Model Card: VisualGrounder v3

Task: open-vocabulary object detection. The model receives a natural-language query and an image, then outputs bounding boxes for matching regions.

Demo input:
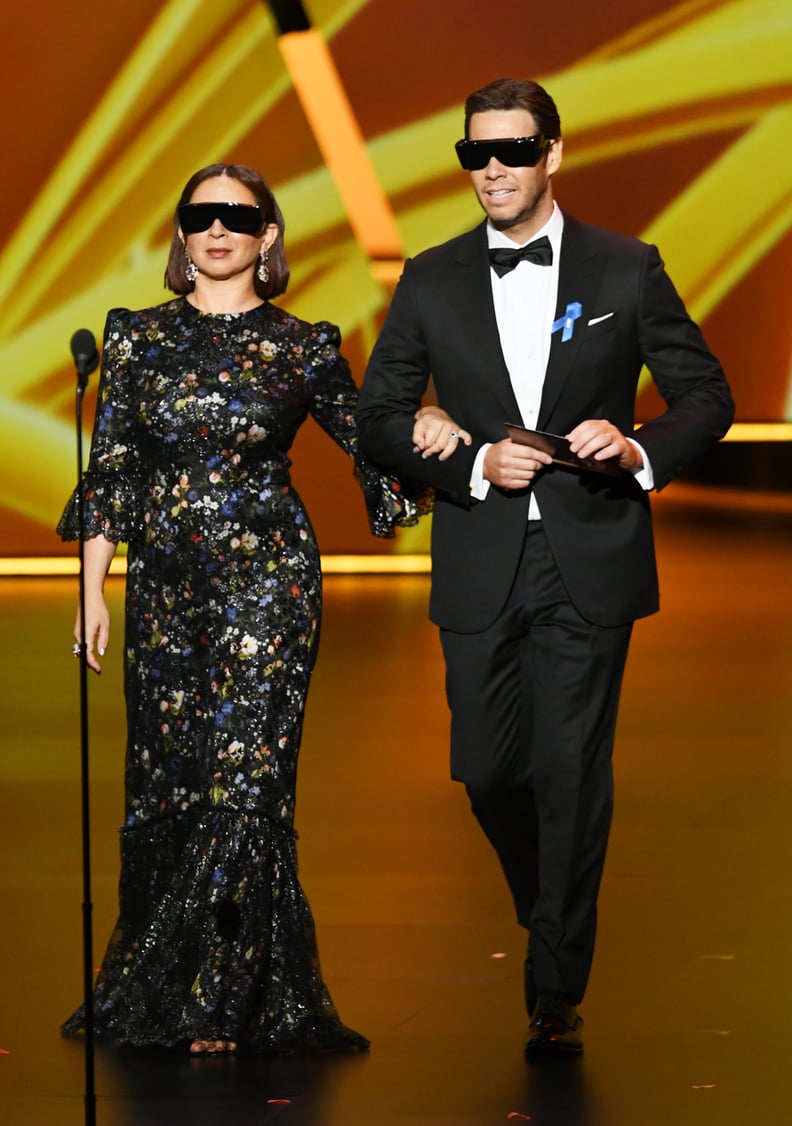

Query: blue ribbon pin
[551,301,582,343]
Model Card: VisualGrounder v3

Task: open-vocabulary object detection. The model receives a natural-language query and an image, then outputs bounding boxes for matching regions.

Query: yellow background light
[0,0,790,561]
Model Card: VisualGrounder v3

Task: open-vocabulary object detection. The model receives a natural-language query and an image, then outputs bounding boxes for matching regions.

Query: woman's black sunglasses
[179,202,264,235]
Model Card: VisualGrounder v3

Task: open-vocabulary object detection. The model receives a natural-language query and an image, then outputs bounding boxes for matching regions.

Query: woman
[57,163,451,1056]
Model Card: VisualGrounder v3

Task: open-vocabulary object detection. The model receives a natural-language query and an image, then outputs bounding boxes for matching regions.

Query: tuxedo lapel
[452,224,524,425]
[538,216,606,429]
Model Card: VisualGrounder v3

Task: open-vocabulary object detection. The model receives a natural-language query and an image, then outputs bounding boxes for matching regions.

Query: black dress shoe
[525,993,583,1058]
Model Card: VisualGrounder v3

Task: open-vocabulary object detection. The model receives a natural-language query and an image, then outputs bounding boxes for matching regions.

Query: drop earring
[257,248,270,284]
[184,248,199,283]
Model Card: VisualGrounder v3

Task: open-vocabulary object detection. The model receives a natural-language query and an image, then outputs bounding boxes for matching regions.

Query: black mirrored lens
[179,203,263,234]
[455,136,549,171]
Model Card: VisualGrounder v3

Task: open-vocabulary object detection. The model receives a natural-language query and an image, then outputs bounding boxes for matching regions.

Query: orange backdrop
[2,0,790,556]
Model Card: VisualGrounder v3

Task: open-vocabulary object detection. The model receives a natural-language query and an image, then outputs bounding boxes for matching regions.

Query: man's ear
[547,137,563,176]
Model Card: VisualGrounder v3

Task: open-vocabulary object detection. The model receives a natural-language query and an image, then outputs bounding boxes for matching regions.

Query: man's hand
[566,420,642,472]
[413,406,472,461]
[483,439,553,489]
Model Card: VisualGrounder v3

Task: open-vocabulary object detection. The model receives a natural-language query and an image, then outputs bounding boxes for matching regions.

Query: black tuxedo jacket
[356,214,734,632]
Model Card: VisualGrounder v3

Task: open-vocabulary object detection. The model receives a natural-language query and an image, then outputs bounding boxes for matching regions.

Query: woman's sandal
[189,1039,238,1056]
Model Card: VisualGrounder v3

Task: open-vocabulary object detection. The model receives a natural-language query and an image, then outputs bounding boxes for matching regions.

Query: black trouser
[440,522,632,1005]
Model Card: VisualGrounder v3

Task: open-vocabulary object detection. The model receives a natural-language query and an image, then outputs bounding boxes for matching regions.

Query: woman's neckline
[183,295,266,318]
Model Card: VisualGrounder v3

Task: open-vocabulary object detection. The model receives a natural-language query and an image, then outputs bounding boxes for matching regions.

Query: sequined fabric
[58,298,427,1052]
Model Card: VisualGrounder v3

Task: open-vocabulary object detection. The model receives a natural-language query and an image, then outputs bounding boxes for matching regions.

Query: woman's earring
[184,248,199,283]
[257,248,270,284]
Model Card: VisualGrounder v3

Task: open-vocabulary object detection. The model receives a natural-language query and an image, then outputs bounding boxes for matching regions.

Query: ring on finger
[71,643,80,656]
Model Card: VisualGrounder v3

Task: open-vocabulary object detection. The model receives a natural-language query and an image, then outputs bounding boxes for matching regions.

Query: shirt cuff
[470,444,492,500]
[627,438,654,491]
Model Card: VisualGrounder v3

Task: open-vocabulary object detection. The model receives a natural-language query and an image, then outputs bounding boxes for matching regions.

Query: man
[355,77,733,1057]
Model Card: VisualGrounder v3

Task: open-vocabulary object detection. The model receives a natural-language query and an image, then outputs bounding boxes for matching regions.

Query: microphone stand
[73,341,97,1126]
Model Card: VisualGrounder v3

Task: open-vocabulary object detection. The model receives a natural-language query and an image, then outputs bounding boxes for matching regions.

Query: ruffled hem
[354,456,433,539]
[61,806,369,1055]
[57,472,143,544]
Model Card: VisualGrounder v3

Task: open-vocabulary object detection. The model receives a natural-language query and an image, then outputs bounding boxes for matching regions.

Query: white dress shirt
[470,204,653,514]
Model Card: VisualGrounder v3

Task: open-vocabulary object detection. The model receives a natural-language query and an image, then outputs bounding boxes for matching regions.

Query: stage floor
[2,488,791,1125]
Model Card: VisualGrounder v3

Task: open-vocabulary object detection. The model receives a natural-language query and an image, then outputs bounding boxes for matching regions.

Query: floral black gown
[58,297,424,1053]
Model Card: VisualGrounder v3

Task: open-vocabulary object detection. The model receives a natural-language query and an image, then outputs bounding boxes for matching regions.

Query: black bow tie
[488,236,553,276]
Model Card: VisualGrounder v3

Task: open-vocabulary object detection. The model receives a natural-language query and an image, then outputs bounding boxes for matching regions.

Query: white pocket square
[587,312,614,326]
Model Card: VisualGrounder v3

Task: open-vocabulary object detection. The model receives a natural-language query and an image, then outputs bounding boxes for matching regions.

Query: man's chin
[489,216,519,231]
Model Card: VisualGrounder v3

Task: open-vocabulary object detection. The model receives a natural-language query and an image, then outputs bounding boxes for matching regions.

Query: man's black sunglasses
[178,202,264,235]
[455,135,552,171]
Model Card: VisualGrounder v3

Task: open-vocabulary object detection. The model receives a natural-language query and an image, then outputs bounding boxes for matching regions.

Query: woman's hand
[74,593,111,675]
[72,535,117,674]
[412,406,472,461]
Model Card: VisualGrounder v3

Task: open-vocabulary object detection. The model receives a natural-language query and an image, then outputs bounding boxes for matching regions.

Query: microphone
[70,328,99,388]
